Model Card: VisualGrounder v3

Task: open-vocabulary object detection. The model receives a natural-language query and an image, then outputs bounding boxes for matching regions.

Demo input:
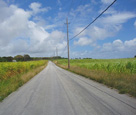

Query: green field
[0,60,48,101]
[54,58,136,97]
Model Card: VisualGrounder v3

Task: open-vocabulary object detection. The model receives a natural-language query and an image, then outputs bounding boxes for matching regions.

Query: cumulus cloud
[73,24,121,47]
[0,4,30,46]
[0,0,66,56]
[71,38,136,59]
[101,38,136,54]
[0,0,135,58]
[74,37,93,46]
[104,38,136,58]
[72,10,135,47]
[29,2,51,14]
[68,0,135,48]
[88,26,118,40]
[124,38,136,48]
[49,30,65,41]
[102,39,124,52]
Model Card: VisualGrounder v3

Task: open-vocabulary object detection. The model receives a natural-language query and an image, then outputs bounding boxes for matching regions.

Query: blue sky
[0,0,136,58]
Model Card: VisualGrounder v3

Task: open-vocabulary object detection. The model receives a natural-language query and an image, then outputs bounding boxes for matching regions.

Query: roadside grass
[0,60,48,101]
[54,58,136,97]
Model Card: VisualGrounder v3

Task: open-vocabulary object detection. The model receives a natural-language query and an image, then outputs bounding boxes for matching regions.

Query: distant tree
[14,55,24,61]
[24,54,31,61]
[6,56,13,62]
[134,55,136,58]
[0,56,13,62]
[0,57,7,62]
[1,57,13,62]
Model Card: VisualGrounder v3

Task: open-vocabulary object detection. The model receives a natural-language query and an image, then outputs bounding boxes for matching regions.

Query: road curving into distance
[0,61,136,115]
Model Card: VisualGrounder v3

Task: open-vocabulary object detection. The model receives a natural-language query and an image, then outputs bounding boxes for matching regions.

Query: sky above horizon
[0,0,136,59]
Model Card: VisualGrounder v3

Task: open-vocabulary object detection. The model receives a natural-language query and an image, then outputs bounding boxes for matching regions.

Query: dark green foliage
[24,54,31,61]
[14,55,24,61]
[0,57,13,62]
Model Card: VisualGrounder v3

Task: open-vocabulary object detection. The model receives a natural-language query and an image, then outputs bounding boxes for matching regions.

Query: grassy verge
[0,60,48,101]
[54,59,136,97]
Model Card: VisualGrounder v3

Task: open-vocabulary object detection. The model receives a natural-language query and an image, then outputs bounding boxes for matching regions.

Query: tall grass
[54,58,136,97]
[0,60,48,101]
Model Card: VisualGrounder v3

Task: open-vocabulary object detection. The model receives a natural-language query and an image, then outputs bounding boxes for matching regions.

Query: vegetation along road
[0,61,136,115]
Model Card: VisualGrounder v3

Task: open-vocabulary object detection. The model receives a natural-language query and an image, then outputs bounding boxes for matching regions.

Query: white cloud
[73,25,121,47]
[49,30,65,41]
[74,27,87,37]
[102,12,136,25]
[88,26,117,40]
[0,5,30,46]
[74,37,93,46]
[29,2,51,14]
[71,38,136,59]
[101,38,136,53]
[101,0,114,4]
[0,0,66,57]
[69,1,136,48]
[44,25,56,30]
[124,38,136,47]
[102,39,124,52]
[100,8,117,15]
[134,21,136,28]
[27,21,49,43]
[0,0,135,59]
[72,11,135,47]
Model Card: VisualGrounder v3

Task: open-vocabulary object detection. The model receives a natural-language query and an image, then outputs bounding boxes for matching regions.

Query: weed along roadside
[54,58,136,97]
[0,60,48,101]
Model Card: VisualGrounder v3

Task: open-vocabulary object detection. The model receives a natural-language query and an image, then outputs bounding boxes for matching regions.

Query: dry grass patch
[21,65,45,83]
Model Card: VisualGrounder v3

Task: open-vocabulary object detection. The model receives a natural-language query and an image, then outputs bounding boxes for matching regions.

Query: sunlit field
[54,58,136,97]
[0,60,48,101]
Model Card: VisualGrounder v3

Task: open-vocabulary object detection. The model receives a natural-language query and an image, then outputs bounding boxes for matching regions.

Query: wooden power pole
[66,18,70,69]
[56,47,58,57]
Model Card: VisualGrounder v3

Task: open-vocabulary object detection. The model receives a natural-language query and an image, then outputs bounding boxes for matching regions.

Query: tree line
[0,54,31,62]
[0,55,63,62]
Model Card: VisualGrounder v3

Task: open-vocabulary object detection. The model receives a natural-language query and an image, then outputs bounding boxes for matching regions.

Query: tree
[1,56,13,62]
[0,57,7,62]
[24,54,31,61]
[134,55,136,58]
[6,56,13,62]
[14,55,24,61]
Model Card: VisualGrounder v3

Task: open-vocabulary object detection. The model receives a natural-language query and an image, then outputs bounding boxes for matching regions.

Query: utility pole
[56,47,58,57]
[65,18,70,69]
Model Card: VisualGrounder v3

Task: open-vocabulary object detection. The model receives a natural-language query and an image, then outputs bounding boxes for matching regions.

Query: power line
[69,0,117,41]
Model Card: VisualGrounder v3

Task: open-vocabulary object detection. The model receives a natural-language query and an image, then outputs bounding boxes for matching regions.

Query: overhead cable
[69,0,117,41]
